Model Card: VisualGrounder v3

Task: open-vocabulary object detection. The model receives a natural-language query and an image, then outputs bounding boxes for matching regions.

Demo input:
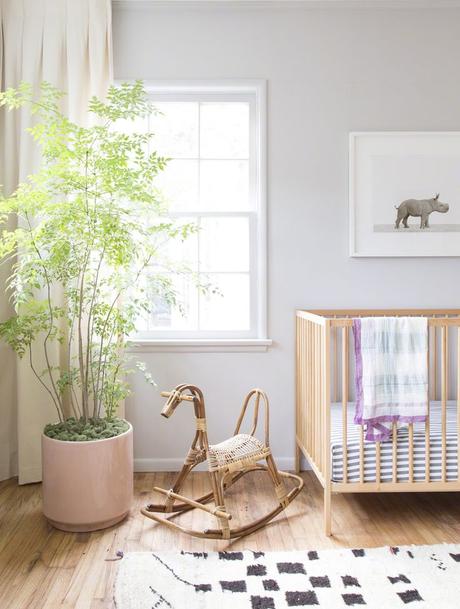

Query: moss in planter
[44,417,129,442]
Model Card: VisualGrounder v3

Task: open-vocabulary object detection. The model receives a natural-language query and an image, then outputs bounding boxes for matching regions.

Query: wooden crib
[295,309,460,536]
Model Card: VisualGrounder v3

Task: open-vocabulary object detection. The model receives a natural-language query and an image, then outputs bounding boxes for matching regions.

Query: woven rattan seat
[208,433,270,472]
[142,385,304,539]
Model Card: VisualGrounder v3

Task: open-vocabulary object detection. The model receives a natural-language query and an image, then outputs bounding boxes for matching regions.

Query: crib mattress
[330,401,458,483]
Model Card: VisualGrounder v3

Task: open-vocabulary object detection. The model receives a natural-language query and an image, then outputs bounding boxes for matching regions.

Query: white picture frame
[349,132,460,257]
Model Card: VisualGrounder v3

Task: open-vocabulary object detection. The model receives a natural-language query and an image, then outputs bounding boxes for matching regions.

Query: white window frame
[126,80,270,352]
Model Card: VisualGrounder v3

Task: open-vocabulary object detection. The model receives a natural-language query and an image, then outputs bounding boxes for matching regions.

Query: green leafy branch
[0,81,196,424]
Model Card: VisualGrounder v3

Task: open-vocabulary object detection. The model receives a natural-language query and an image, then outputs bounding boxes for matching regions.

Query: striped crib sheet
[331,401,458,483]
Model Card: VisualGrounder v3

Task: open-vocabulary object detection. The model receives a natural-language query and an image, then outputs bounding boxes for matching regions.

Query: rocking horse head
[160,384,204,418]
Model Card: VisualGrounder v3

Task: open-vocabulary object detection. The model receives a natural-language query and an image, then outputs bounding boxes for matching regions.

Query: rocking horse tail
[234,388,270,446]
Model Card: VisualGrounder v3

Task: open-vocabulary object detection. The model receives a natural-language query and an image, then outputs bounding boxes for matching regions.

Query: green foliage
[0,81,195,431]
[44,417,129,442]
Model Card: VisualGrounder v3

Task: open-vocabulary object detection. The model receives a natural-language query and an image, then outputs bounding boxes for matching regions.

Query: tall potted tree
[0,82,193,531]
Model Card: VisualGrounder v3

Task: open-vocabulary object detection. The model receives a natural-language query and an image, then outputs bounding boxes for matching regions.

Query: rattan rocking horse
[141,384,304,539]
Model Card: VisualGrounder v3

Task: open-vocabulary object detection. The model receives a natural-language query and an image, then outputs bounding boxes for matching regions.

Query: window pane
[147,274,198,331]
[150,102,199,158]
[200,103,249,159]
[200,160,249,211]
[155,159,199,211]
[113,116,148,135]
[200,217,249,272]
[200,274,250,331]
[112,116,149,157]
[157,217,198,272]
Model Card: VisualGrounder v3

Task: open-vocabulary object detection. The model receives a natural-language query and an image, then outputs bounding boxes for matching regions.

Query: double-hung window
[132,81,268,348]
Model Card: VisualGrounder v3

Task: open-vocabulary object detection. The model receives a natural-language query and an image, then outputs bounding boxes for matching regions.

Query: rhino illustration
[394,194,449,229]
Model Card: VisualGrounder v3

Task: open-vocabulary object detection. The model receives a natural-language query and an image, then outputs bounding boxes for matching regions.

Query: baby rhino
[394,193,449,229]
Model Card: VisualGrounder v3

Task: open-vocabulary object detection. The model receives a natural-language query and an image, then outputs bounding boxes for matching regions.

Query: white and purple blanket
[353,316,428,442]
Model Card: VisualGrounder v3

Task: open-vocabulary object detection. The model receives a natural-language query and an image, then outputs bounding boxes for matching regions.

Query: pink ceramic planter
[42,422,133,532]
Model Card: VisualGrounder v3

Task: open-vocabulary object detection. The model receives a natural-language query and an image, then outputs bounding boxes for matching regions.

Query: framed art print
[349,132,460,257]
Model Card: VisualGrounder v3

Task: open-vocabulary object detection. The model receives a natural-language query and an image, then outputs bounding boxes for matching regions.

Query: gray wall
[113,3,460,470]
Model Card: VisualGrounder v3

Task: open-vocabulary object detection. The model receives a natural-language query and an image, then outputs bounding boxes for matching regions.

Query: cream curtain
[0,0,113,483]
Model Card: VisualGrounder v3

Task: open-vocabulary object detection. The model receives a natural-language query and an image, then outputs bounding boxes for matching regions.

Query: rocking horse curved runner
[141,384,304,539]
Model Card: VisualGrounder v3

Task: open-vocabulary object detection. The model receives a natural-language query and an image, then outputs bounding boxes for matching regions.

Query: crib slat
[307,322,316,458]
[307,320,311,461]
[433,318,438,401]
[308,321,312,462]
[321,324,325,472]
[304,320,308,460]
[458,328,460,482]
[408,424,414,483]
[312,327,323,463]
[298,319,301,447]
[333,323,338,402]
[322,323,326,472]
[316,324,320,468]
[342,327,348,484]
[318,324,321,468]
[441,325,447,483]
[303,319,307,462]
[300,318,305,471]
[425,334,430,483]
[309,321,313,463]
[307,322,316,459]
[318,323,321,469]
[307,320,310,460]
[310,320,314,463]
[314,323,318,467]
[375,441,381,484]
[360,426,364,484]
[294,315,302,466]
[392,421,397,483]
[310,320,314,464]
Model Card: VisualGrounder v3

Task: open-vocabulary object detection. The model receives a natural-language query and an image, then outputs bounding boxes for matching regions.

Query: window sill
[126,338,273,353]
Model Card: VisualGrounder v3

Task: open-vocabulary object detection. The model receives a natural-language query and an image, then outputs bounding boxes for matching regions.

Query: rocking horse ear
[434,193,440,200]
[161,390,181,418]
[161,399,175,418]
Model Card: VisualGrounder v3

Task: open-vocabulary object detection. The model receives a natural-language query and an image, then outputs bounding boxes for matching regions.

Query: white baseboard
[3,456,312,483]
[6,457,312,483]
[0,465,17,483]
[134,456,311,472]
[18,465,42,485]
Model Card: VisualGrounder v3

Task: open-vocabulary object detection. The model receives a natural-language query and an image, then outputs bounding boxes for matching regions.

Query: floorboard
[0,471,459,608]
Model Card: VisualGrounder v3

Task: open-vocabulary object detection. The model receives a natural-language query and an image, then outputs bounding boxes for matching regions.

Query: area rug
[114,544,460,609]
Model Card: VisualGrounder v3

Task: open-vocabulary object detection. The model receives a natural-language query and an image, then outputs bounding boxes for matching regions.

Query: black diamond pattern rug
[114,544,460,608]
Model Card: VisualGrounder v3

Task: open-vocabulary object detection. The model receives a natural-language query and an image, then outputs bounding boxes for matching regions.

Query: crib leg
[295,443,302,474]
[324,485,332,536]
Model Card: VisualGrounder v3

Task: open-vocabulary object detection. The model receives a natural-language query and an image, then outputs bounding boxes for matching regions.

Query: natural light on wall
[126,82,267,343]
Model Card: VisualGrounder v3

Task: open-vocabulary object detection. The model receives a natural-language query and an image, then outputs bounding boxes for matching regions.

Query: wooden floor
[1,471,460,608]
